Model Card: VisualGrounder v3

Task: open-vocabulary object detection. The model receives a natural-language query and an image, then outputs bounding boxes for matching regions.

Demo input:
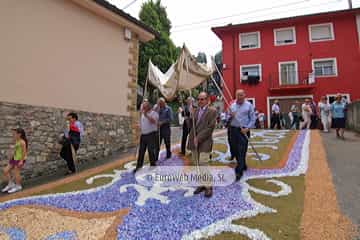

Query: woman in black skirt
[330,94,347,139]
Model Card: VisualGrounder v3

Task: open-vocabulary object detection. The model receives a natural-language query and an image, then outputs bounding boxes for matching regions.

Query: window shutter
[241,33,259,48]
[276,29,294,44]
[311,25,332,40]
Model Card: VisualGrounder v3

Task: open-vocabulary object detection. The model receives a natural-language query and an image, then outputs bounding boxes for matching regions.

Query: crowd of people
[135,89,255,198]
[0,92,349,195]
[269,93,348,139]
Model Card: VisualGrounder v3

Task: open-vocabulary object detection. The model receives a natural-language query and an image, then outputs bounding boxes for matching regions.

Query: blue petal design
[44,231,77,240]
[0,226,26,240]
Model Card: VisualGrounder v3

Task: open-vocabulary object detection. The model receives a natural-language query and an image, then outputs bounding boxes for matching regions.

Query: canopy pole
[212,57,233,105]
[210,76,230,106]
[185,57,200,168]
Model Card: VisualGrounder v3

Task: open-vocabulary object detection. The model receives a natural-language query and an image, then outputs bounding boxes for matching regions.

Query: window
[278,61,298,85]
[239,32,260,49]
[240,64,261,81]
[274,27,296,45]
[246,98,256,107]
[309,23,334,42]
[312,58,337,77]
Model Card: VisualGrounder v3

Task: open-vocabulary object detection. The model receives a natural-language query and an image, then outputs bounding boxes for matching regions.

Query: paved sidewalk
[320,130,360,233]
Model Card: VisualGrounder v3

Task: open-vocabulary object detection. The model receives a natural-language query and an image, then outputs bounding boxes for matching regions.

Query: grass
[209,176,305,240]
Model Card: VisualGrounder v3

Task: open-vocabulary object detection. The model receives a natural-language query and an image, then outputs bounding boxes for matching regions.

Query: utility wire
[172,0,309,29]
[171,0,342,33]
[122,0,139,10]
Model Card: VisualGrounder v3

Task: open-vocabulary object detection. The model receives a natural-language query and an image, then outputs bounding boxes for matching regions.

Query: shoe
[7,184,22,193]
[133,168,140,174]
[243,165,248,171]
[65,170,75,176]
[1,182,15,193]
[166,153,172,159]
[204,188,213,198]
[194,186,206,195]
[235,172,243,182]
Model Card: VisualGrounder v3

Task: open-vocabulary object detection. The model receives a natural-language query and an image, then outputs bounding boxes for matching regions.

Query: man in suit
[188,92,217,198]
[228,89,256,181]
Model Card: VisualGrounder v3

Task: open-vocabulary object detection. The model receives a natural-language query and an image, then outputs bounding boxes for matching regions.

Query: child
[2,128,28,193]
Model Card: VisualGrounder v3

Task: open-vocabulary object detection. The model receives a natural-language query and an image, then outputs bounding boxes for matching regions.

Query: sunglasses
[197,98,206,101]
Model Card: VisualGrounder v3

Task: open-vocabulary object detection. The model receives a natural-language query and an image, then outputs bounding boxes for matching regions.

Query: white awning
[147,45,213,100]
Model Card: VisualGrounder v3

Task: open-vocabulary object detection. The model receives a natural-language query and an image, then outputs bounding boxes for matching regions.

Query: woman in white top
[300,98,312,129]
[318,96,331,132]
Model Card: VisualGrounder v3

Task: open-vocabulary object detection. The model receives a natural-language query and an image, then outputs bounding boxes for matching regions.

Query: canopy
[146,45,213,100]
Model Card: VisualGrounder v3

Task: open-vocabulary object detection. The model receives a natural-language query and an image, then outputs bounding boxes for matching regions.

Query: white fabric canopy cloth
[147,45,213,100]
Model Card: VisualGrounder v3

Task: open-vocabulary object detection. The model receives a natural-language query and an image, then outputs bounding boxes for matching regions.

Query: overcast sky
[110,0,359,58]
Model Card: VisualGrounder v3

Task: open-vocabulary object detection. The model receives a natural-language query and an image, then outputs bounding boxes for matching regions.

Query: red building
[212,8,360,126]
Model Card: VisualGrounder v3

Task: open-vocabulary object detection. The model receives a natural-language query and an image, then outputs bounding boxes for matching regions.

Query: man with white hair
[155,97,173,159]
[134,100,159,173]
[188,92,217,198]
[228,89,256,181]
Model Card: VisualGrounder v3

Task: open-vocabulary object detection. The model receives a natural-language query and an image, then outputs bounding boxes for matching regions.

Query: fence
[346,100,360,132]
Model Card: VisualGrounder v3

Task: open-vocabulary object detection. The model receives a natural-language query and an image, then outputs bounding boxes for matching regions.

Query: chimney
[348,0,353,9]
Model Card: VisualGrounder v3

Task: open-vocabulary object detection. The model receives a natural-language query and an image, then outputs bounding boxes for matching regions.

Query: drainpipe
[348,0,353,9]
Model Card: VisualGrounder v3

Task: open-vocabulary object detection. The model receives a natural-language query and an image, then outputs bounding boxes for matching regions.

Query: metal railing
[268,71,315,89]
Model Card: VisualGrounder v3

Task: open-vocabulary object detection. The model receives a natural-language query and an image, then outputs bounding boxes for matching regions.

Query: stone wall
[0,101,134,180]
[346,100,360,133]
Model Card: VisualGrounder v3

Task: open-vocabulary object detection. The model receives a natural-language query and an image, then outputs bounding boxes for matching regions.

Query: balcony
[268,71,316,93]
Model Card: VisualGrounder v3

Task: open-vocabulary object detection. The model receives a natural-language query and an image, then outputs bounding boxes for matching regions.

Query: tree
[138,0,179,92]
[196,52,207,64]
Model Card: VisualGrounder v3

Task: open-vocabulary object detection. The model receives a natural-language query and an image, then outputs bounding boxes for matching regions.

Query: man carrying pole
[228,89,256,181]
[133,100,159,173]
[155,98,173,159]
[180,97,195,155]
[188,92,217,198]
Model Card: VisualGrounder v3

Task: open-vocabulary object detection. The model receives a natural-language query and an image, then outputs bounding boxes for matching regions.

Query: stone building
[0,0,155,179]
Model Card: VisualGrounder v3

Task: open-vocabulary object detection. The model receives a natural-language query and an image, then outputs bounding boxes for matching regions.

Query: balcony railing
[268,71,316,91]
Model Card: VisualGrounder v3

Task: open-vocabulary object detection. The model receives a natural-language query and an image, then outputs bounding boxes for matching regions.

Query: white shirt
[302,103,312,116]
[272,104,280,114]
[258,113,265,122]
[318,102,330,117]
[140,110,159,135]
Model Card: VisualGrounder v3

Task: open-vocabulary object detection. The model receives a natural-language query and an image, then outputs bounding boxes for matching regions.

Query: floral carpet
[0,130,310,240]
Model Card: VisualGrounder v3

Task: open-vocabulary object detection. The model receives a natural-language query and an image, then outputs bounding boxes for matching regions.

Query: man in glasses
[188,92,217,198]
[228,89,256,181]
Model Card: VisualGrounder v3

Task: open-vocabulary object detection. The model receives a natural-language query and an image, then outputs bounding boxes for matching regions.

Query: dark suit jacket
[187,106,217,153]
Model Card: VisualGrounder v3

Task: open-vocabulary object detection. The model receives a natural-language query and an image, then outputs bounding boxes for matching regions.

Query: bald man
[229,89,256,181]
[188,92,217,198]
